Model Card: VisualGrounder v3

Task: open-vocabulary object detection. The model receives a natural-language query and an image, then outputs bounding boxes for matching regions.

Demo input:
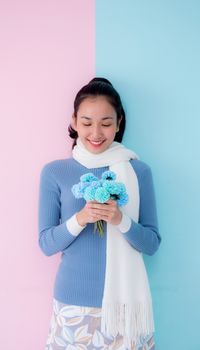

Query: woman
[38,77,161,349]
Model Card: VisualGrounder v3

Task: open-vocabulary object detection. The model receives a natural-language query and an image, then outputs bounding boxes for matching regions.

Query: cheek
[105,126,117,137]
[75,123,87,135]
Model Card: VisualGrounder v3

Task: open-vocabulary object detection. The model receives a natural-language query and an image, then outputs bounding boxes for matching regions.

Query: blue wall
[96,1,200,349]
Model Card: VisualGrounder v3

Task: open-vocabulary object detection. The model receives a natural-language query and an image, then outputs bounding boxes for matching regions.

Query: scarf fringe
[101,301,155,347]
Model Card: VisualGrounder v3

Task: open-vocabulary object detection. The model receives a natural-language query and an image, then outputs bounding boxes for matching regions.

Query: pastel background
[1,0,200,349]
[96,1,200,349]
[0,1,94,349]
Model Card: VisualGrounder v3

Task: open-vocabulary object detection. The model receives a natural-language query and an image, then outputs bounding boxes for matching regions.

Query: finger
[89,213,101,222]
[88,203,107,210]
[93,205,117,214]
[104,200,117,208]
[96,201,117,209]
[86,202,99,211]
[98,214,112,222]
[95,209,116,219]
[91,209,109,217]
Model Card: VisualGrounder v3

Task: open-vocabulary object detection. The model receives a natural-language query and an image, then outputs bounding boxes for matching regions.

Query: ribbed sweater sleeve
[38,164,81,256]
[122,163,161,256]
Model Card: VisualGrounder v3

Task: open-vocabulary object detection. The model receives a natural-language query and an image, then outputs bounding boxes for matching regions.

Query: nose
[91,124,103,138]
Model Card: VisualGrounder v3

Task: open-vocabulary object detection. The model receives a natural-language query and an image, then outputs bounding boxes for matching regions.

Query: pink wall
[0,1,95,348]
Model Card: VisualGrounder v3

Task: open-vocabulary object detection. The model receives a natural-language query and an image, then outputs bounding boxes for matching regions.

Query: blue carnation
[83,186,96,201]
[116,182,126,194]
[80,173,98,183]
[71,181,90,198]
[102,180,122,195]
[71,183,84,198]
[94,187,110,203]
[90,180,101,189]
[101,170,116,181]
[117,192,129,207]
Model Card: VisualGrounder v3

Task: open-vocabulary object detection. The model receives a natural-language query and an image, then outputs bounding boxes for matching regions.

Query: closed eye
[82,124,112,127]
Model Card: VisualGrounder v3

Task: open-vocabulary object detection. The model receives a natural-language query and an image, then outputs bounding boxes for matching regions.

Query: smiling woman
[38,77,161,350]
[68,77,126,150]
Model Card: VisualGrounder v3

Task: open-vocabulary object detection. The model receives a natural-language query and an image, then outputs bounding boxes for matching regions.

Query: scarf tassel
[101,302,155,347]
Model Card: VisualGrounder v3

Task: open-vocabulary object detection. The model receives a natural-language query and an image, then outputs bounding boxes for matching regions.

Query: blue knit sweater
[38,157,161,307]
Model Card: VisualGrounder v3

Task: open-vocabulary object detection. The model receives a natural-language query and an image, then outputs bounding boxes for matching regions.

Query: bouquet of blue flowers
[71,170,129,236]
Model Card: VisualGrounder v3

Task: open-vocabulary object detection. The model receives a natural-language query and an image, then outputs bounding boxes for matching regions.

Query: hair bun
[88,77,113,86]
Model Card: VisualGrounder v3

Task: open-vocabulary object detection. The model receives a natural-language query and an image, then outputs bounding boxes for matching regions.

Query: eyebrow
[80,116,114,120]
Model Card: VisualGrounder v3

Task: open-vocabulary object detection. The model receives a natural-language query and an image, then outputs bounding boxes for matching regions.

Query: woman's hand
[76,199,122,227]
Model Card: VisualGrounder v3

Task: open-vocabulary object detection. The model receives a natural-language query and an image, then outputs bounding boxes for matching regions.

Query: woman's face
[73,96,121,154]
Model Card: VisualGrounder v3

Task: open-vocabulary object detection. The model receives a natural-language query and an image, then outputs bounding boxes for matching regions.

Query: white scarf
[72,138,154,347]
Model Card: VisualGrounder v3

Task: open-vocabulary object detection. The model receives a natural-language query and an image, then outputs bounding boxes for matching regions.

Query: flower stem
[94,220,104,237]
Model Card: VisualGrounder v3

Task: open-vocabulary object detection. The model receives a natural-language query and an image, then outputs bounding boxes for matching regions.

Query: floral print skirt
[45,298,155,350]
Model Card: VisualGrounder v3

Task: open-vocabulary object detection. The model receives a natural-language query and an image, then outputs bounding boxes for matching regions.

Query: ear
[71,113,77,130]
[116,116,122,132]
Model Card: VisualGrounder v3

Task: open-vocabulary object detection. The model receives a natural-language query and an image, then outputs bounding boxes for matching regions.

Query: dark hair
[68,77,126,148]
